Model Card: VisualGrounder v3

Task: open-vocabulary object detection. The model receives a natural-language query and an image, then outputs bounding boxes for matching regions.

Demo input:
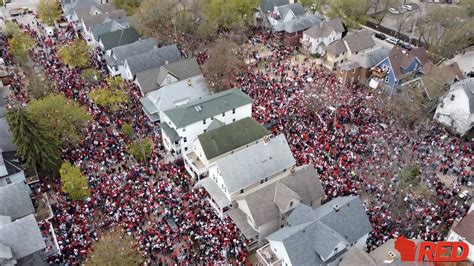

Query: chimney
[188,79,192,86]
[334,204,340,211]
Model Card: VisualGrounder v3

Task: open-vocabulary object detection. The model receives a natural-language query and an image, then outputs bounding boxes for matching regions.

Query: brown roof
[452,211,474,244]
[445,62,465,79]
[344,30,375,54]
[421,63,465,99]
[387,46,430,80]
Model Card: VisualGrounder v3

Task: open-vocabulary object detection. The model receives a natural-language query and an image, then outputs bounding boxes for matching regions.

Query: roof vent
[334,204,340,211]
[188,79,192,86]
[165,60,169,65]
[388,251,395,258]
[194,105,202,112]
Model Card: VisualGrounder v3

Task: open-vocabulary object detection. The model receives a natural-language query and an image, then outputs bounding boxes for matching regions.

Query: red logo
[394,236,469,262]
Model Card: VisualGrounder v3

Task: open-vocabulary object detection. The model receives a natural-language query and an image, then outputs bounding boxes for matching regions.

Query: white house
[140,74,210,123]
[197,134,295,217]
[258,196,373,266]
[183,117,270,179]
[267,3,305,29]
[160,89,253,156]
[301,18,344,55]
[447,206,474,262]
[434,78,474,136]
[80,9,127,43]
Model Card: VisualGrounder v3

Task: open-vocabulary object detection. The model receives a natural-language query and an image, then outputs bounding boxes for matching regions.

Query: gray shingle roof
[98,27,140,51]
[304,18,344,39]
[90,19,129,41]
[156,57,202,85]
[126,44,182,77]
[347,46,390,69]
[267,196,372,265]
[197,117,270,161]
[260,0,289,13]
[274,14,323,33]
[135,68,161,93]
[0,242,13,260]
[195,177,231,208]
[344,30,375,54]
[82,9,127,31]
[160,122,180,142]
[110,38,156,65]
[142,75,210,115]
[0,117,16,152]
[216,134,295,194]
[277,3,305,18]
[0,215,46,260]
[326,39,346,55]
[64,0,97,17]
[243,164,324,226]
[164,89,252,128]
[0,182,34,220]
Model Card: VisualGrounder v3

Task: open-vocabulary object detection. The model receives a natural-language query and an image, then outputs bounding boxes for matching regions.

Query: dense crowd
[4,17,472,265]
[6,21,248,265]
[238,32,473,251]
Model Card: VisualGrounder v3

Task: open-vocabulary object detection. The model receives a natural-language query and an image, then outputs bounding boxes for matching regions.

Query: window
[352,69,356,73]
[232,109,236,114]
[182,127,186,132]
[450,94,455,101]
[222,112,225,117]
[260,179,264,184]
[290,201,293,207]
[385,76,390,84]
[264,177,268,182]
[203,129,207,133]
[5,177,12,184]
[185,147,188,151]
[183,137,187,143]
[203,119,206,125]
[211,116,214,120]
[232,118,236,122]
[240,189,244,194]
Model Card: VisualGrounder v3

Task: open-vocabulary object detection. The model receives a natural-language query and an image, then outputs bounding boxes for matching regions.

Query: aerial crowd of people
[2,15,472,265]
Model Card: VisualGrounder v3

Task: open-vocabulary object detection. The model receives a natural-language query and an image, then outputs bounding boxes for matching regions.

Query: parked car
[375,33,386,40]
[388,8,399,14]
[400,42,412,50]
[404,4,414,11]
[399,6,408,13]
[386,37,399,45]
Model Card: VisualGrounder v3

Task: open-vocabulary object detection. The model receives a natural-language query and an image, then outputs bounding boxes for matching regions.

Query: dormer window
[450,94,455,101]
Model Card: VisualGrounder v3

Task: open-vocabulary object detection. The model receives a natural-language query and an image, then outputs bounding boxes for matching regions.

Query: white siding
[448,230,474,262]
[268,240,292,266]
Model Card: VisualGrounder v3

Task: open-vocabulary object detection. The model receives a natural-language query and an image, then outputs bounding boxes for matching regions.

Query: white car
[386,37,399,45]
[388,8,399,14]
[399,6,408,13]
[404,4,414,11]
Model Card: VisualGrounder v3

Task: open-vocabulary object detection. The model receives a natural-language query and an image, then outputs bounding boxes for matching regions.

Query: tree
[132,0,178,40]
[26,94,91,144]
[80,68,102,84]
[27,75,57,99]
[60,161,90,201]
[417,6,474,63]
[127,138,153,162]
[8,31,35,64]
[37,0,61,26]
[113,0,141,15]
[202,38,245,91]
[90,88,128,111]
[107,76,125,90]
[6,106,61,173]
[86,230,142,266]
[3,22,21,37]
[330,0,369,27]
[121,123,133,139]
[395,11,414,37]
[58,39,91,68]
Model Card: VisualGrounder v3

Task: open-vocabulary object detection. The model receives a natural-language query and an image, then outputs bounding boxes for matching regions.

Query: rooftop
[0,182,34,221]
[126,44,182,76]
[215,134,295,194]
[197,117,270,161]
[163,89,252,128]
[98,27,140,51]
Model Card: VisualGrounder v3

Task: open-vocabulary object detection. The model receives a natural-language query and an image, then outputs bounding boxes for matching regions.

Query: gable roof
[98,27,140,51]
[64,0,98,17]
[156,57,202,85]
[0,117,16,152]
[216,134,295,194]
[260,0,289,13]
[386,46,430,80]
[447,78,474,114]
[326,39,346,55]
[277,3,305,18]
[304,18,344,39]
[338,46,391,71]
[0,215,46,260]
[164,89,252,128]
[421,62,466,100]
[0,182,34,220]
[141,75,210,115]
[126,44,182,76]
[274,14,323,33]
[110,37,156,65]
[75,3,116,20]
[344,30,375,54]
[90,19,129,41]
[82,9,127,31]
[267,196,372,265]
[197,117,270,160]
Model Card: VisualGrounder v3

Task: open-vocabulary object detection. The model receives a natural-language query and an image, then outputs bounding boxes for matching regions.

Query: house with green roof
[183,117,270,179]
[160,89,253,157]
[98,27,140,52]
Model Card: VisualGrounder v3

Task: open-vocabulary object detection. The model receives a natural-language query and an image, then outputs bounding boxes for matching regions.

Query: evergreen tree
[6,106,61,173]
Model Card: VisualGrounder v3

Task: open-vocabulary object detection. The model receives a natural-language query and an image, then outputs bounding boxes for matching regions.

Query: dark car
[375,33,386,40]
